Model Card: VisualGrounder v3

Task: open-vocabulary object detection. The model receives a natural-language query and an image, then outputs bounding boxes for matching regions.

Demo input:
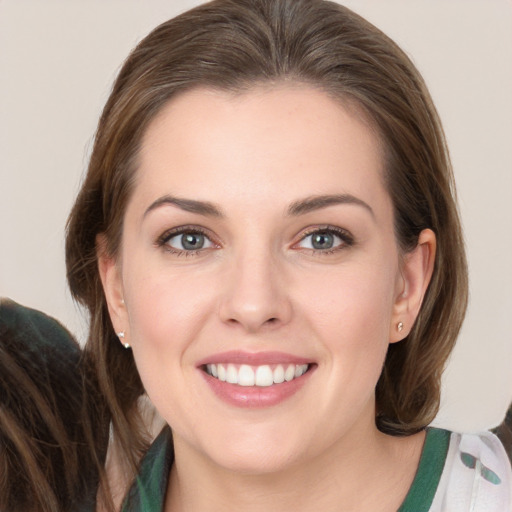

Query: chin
[209,447,301,476]
[192,425,308,476]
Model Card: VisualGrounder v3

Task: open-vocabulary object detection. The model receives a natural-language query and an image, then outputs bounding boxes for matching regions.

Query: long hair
[494,405,512,461]
[66,0,468,502]
[0,299,109,512]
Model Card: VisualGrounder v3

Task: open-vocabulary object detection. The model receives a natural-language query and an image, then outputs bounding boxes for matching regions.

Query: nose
[218,248,292,333]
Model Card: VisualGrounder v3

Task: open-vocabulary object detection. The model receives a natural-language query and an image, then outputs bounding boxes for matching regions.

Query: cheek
[120,253,225,408]
[121,270,214,416]
[299,261,398,393]
[125,269,213,347]
[299,261,397,338]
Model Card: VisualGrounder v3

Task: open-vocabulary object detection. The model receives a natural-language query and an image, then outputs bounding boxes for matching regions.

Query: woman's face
[101,85,428,474]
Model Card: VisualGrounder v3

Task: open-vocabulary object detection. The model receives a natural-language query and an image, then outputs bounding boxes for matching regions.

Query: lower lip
[199,367,315,408]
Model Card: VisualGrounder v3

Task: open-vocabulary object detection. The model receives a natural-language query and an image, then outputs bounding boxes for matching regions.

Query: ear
[96,234,128,340]
[390,228,436,343]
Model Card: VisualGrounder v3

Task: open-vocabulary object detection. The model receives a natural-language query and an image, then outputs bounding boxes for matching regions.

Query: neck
[165,421,425,512]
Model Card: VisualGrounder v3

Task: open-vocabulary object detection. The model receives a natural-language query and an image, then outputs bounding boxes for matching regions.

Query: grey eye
[167,232,213,251]
[298,230,343,250]
[311,232,335,249]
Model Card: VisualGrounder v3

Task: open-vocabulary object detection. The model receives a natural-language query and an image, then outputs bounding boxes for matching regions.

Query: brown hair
[66,0,468,501]
[0,299,108,512]
[493,404,512,461]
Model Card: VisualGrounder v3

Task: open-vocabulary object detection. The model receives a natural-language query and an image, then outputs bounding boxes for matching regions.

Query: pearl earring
[117,331,130,349]
[397,322,404,332]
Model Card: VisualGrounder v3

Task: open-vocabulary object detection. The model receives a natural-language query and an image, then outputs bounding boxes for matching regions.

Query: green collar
[398,428,451,511]
[121,427,173,512]
[122,427,450,512]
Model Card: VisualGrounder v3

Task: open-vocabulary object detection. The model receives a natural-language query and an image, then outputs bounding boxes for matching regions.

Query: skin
[100,85,436,511]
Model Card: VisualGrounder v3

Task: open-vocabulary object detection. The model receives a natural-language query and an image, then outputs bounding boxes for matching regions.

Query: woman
[65,0,511,510]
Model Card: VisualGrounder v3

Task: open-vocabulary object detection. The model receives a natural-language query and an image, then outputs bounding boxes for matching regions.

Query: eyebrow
[287,194,375,218]
[144,195,224,218]
[143,193,374,219]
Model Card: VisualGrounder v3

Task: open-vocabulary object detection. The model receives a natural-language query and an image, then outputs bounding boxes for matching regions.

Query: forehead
[133,84,389,217]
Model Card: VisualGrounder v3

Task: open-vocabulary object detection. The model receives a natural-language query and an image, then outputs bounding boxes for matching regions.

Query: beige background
[1,0,511,432]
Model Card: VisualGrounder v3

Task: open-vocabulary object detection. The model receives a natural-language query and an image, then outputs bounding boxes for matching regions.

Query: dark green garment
[0,299,103,511]
[121,427,450,511]
[397,428,450,511]
[121,427,174,512]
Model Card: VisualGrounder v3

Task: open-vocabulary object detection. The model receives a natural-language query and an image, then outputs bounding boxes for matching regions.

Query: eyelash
[294,226,355,255]
[156,226,217,257]
[155,225,355,257]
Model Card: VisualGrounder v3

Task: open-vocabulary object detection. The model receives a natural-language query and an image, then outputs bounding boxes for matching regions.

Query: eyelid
[154,224,354,256]
[155,225,220,253]
[292,225,355,252]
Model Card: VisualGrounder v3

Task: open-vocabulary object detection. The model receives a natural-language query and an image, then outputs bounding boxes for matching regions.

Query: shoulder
[430,429,512,511]
[0,297,80,355]
[0,298,82,408]
[121,426,174,512]
[0,299,104,511]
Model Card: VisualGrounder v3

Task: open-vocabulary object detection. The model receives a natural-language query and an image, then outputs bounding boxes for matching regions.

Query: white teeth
[255,365,273,387]
[295,364,306,378]
[238,365,255,386]
[284,364,295,382]
[226,364,238,384]
[273,364,285,384]
[217,364,226,382]
[205,363,310,386]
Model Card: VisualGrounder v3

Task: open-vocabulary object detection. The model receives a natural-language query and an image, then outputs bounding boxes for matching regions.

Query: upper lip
[196,350,313,367]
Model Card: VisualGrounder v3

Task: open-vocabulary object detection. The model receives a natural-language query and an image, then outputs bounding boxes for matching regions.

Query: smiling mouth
[203,363,311,387]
